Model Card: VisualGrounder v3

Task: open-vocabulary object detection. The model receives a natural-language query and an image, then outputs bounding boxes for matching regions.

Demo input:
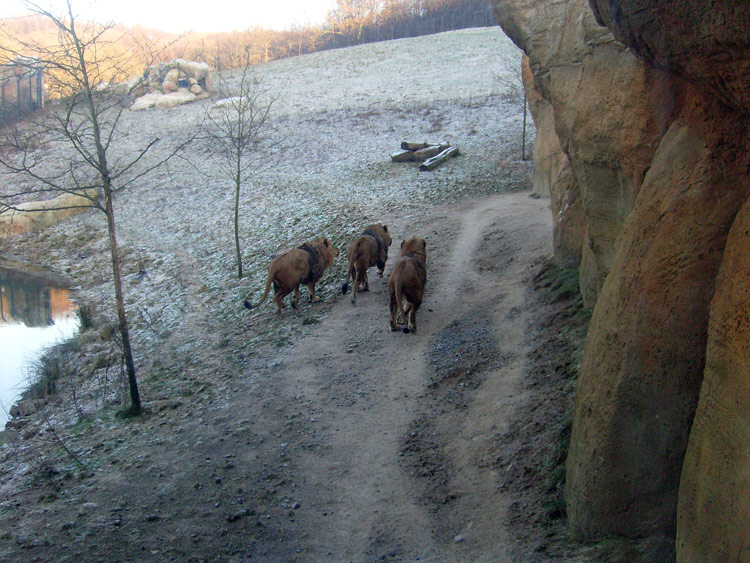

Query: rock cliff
[522,57,583,269]
[491,0,749,558]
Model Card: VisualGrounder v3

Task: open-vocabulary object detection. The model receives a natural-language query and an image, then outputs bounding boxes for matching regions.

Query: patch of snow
[0,27,533,397]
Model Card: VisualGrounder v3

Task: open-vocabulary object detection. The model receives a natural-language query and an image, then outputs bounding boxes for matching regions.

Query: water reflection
[0,264,79,425]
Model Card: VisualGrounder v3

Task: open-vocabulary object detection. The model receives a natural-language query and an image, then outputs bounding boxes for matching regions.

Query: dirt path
[0,192,555,563]
[247,192,553,560]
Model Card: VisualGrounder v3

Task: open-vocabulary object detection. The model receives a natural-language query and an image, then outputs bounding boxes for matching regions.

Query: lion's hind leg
[291,286,301,310]
[351,267,360,304]
[389,288,400,331]
[274,286,291,314]
[404,296,422,333]
[405,305,417,333]
[307,283,320,303]
[376,259,386,278]
[394,301,410,326]
[352,263,366,305]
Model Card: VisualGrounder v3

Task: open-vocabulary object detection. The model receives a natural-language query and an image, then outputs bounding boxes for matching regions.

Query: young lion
[341,223,393,305]
[244,237,339,313]
[388,237,427,333]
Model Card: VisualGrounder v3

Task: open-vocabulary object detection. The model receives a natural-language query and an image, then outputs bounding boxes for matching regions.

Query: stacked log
[390,141,459,170]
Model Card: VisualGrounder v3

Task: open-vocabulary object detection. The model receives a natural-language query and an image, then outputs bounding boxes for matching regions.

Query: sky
[0,0,338,33]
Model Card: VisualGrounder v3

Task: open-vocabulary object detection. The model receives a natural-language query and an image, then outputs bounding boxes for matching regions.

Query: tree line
[199,0,496,70]
[1,0,495,85]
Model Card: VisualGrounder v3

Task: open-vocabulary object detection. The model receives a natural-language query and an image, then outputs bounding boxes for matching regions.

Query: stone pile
[131,59,215,111]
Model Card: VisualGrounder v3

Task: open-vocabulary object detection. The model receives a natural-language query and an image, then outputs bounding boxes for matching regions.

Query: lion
[244,237,339,313]
[341,223,393,305]
[388,237,427,333]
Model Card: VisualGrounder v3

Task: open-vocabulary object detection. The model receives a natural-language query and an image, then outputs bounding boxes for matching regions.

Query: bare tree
[495,46,530,160]
[0,0,191,414]
[203,57,276,279]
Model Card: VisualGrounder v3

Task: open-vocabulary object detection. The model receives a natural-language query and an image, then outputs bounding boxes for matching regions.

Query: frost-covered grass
[2,27,532,389]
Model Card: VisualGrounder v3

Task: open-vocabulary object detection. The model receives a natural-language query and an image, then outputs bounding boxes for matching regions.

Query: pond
[0,263,79,426]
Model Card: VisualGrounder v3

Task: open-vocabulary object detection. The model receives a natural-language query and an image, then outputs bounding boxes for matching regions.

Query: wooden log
[419,146,460,171]
[390,149,416,162]
[413,143,451,161]
[401,141,444,151]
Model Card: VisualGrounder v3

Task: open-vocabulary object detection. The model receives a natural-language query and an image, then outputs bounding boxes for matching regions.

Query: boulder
[167,58,189,70]
[164,68,188,85]
[162,80,178,94]
[0,429,18,445]
[130,92,161,111]
[203,71,215,95]
[0,188,99,237]
[185,61,210,81]
[9,398,46,418]
[154,89,197,109]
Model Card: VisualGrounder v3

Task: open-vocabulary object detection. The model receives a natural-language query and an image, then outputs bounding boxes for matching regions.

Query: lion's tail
[394,280,410,333]
[342,256,355,295]
[244,271,273,310]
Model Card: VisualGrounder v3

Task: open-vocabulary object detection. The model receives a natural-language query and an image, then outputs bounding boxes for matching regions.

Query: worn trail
[258,193,552,560]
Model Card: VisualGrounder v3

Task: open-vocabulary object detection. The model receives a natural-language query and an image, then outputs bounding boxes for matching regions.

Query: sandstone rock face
[522,56,583,268]
[493,0,675,306]
[491,0,750,554]
[566,91,750,539]
[589,0,750,118]
[677,190,750,561]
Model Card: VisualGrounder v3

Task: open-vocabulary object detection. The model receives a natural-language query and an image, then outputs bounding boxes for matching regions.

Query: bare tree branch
[0,0,196,415]
[202,58,278,279]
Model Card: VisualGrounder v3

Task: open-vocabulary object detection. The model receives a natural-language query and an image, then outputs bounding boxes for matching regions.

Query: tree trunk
[104,186,141,414]
[234,176,242,279]
[390,149,415,162]
[420,146,459,171]
[522,92,528,161]
[401,141,442,151]
[413,143,450,161]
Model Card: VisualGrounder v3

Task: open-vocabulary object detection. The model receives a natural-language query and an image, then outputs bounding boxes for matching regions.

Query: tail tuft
[342,283,349,295]
[244,300,254,310]
[402,327,410,334]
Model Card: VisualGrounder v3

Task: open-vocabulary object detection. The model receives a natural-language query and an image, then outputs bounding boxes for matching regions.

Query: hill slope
[0,28,584,561]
